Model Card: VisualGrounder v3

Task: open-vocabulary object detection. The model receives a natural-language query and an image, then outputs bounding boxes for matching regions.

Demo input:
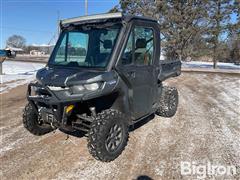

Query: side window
[134,27,154,65]
[160,32,165,61]
[121,26,154,66]
[122,32,133,65]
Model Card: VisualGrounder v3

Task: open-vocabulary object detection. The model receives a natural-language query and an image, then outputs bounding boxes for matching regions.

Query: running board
[130,113,154,125]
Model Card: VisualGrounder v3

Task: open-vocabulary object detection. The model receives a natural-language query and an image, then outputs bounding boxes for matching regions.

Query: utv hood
[36,67,116,87]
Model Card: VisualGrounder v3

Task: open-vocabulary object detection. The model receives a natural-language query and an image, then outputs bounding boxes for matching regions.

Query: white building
[30,50,45,56]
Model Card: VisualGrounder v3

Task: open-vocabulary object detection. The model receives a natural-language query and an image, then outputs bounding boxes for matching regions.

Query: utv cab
[23,13,181,162]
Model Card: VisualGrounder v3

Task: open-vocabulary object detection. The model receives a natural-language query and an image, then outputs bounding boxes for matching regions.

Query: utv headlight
[84,83,100,91]
[71,83,101,94]
[30,86,39,96]
[48,86,69,91]
[74,85,85,91]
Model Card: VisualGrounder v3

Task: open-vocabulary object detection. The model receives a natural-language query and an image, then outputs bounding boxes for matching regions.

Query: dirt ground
[0,72,240,180]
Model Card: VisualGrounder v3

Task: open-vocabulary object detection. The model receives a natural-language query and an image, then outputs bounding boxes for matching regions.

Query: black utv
[23,13,181,162]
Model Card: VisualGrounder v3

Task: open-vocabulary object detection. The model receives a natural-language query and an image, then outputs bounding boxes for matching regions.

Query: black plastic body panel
[26,15,181,125]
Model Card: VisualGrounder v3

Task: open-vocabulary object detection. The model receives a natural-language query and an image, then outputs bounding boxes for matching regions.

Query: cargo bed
[159,60,181,81]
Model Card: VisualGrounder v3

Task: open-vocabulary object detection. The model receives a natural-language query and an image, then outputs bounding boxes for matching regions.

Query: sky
[0,1,238,49]
[0,0,119,48]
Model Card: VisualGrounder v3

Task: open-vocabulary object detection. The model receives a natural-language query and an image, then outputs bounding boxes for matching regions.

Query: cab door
[118,23,157,119]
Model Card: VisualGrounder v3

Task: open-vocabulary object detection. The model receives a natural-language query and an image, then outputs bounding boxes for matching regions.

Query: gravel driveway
[0,72,239,179]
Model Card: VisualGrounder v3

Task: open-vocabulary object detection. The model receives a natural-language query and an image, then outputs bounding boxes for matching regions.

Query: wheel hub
[105,124,123,152]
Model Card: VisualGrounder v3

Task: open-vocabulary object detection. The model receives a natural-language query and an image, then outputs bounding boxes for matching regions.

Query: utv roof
[60,12,157,27]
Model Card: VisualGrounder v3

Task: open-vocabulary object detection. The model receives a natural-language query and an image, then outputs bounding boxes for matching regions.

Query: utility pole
[0,0,3,49]
[57,10,60,35]
[85,0,88,15]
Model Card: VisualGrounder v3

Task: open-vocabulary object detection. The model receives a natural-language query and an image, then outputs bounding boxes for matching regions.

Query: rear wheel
[87,109,129,162]
[23,103,54,136]
[156,86,178,117]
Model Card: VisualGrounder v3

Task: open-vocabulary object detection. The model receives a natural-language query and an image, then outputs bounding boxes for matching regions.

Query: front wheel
[23,103,54,136]
[87,109,129,162]
[156,86,179,117]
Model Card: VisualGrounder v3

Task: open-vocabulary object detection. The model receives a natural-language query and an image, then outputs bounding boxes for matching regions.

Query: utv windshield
[49,25,121,68]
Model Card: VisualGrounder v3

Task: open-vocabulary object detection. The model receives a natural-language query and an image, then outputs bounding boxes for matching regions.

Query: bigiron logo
[180,161,237,179]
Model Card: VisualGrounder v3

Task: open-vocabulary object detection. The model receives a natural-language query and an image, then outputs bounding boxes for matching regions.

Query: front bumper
[27,80,116,125]
[27,83,81,124]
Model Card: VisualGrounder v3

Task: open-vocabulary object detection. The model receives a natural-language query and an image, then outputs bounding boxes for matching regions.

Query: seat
[135,38,150,65]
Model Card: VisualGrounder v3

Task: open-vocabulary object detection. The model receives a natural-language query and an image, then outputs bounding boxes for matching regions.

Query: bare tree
[6,35,26,48]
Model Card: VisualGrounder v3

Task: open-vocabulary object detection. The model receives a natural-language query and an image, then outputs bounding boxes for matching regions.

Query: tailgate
[158,60,181,81]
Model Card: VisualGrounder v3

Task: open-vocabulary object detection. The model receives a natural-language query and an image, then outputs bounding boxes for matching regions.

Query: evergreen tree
[110,0,238,66]
[114,0,208,61]
[203,0,235,68]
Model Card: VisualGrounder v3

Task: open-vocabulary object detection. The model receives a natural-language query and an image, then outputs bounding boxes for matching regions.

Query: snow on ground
[182,61,240,70]
[0,60,239,94]
[0,61,45,93]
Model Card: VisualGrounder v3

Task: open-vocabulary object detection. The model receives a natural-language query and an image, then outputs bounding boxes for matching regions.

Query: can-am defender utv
[23,13,181,162]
